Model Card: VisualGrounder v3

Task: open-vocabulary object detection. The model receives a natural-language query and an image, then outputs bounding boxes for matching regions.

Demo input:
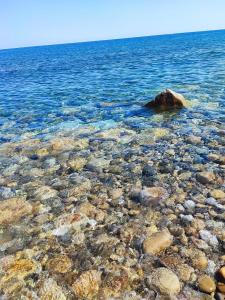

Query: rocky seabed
[0,124,224,300]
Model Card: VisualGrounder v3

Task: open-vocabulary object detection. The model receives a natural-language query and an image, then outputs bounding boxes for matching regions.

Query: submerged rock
[47,255,72,274]
[199,229,219,247]
[100,268,129,299]
[72,270,102,299]
[196,171,215,184]
[131,187,169,206]
[217,283,225,294]
[143,230,173,255]
[145,89,187,109]
[0,187,15,199]
[187,249,208,271]
[33,186,58,201]
[86,157,110,172]
[50,137,88,152]
[0,198,32,225]
[198,275,216,294]
[0,258,39,296]
[68,157,87,171]
[2,258,38,280]
[147,267,181,296]
[39,278,67,300]
[218,266,225,280]
[210,189,225,200]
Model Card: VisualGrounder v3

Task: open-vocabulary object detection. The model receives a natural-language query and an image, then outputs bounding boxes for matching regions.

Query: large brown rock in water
[145,89,186,109]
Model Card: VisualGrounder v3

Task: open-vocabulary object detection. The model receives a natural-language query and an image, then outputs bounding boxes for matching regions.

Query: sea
[0,29,225,143]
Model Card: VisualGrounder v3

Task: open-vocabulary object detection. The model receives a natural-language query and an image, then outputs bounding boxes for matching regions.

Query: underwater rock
[145,89,187,109]
[210,189,225,200]
[47,255,72,274]
[108,188,123,200]
[50,137,88,152]
[68,157,87,171]
[186,135,202,145]
[217,282,225,294]
[39,278,67,300]
[0,187,16,199]
[143,230,173,255]
[0,258,39,296]
[196,171,215,184]
[139,187,169,206]
[199,230,219,248]
[33,186,58,201]
[100,268,129,299]
[147,267,181,296]
[0,197,32,225]
[65,174,91,197]
[161,256,194,283]
[52,212,89,236]
[2,258,38,280]
[198,275,216,294]
[72,270,102,299]
[36,147,49,157]
[184,200,196,211]
[186,249,208,271]
[86,157,110,172]
[218,266,225,280]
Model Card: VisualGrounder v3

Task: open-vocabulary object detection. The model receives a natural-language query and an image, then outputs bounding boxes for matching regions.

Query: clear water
[0,30,225,300]
[0,30,225,143]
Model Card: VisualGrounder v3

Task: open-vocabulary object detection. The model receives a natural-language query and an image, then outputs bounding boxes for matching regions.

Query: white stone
[180,214,194,223]
[87,219,97,228]
[52,225,70,236]
[199,230,219,247]
[184,200,195,210]
[176,204,185,212]
[206,197,225,211]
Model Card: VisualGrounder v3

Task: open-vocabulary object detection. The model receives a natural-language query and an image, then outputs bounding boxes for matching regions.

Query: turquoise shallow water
[0,30,225,143]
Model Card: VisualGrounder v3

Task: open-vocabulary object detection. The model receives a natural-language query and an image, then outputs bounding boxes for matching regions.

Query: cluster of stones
[0,117,224,299]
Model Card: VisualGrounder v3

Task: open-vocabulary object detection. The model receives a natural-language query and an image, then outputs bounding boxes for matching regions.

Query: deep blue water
[0,30,225,143]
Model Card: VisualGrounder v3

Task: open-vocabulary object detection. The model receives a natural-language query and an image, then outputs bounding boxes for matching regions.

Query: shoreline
[0,123,224,299]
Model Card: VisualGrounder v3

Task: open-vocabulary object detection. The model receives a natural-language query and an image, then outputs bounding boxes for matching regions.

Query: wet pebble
[147,267,181,296]
[0,187,15,199]
[184,200,196,211]
[198,275,216,293]
[196,171,216,184]
[72,270,102,299]
[199,229,219,248]
[138,187,169,206]
[143,230,173,255]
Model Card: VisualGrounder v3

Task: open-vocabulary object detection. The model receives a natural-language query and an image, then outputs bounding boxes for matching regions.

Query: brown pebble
[219,266,225,280]
[196,171,215,184]
[72,270,101,299]
[217,282,225,294]
[191,252,208,271]
[211,189,225,200]
[47,255,72,274]
[220,256,225,262]
[198,275,216,293]
[147,267,181,296]
[143,230,173,255]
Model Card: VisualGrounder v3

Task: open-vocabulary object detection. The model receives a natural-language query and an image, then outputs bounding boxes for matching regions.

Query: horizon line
[1,27,225,52]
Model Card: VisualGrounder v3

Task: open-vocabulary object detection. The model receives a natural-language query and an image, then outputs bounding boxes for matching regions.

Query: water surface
[0,30,225,143]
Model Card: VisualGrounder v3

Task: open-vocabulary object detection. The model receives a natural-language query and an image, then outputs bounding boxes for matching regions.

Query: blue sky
[1,0,225,49]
